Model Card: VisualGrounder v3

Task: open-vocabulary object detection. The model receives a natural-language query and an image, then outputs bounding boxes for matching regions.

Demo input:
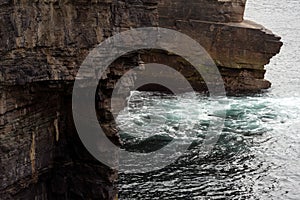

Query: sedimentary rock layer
[0,1,157,199]
[157,0,282,92]
[0,0,282,199]
[159,0,247,23]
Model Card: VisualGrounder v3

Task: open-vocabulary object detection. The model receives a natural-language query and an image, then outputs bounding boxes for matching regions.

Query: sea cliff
[0,0,282,199]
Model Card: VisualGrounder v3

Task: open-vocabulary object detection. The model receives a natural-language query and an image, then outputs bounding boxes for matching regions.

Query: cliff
[0,0,282,199]
[155,0,282,92]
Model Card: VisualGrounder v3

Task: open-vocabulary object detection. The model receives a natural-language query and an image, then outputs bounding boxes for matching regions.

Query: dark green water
[118,1,300,199]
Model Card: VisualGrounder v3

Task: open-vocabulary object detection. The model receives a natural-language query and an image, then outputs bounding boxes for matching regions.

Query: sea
[117,0,300,199]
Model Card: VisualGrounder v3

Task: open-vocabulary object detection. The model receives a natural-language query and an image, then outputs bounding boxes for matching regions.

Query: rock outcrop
[156,0,282,93]
[0,1,157,199]
[0,0,282,199]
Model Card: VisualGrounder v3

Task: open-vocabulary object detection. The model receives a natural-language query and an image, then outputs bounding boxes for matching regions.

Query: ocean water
[117,0,300,199]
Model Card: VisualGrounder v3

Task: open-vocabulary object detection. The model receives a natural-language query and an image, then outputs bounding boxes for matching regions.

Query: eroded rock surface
[0,0,282,199]
[157,0,282,93]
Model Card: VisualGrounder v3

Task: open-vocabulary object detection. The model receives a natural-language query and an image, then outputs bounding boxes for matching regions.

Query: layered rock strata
[0,0,282,199]
[156,0,283,93]
[0,1,157,199]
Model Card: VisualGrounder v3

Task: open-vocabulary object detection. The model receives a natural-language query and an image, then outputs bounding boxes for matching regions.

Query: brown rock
[0,0,282,199]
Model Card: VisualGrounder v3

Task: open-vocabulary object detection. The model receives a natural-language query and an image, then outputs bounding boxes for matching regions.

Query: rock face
[0,1,157,199]
[157,0,282,93]
[0,0,282,199]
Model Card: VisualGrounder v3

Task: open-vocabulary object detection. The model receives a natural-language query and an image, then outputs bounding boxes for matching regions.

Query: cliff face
[159,0,246,23]
[0,1,157,199]
[0,0,282,199]
[0,0,158,84]
[157,0,282,92]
